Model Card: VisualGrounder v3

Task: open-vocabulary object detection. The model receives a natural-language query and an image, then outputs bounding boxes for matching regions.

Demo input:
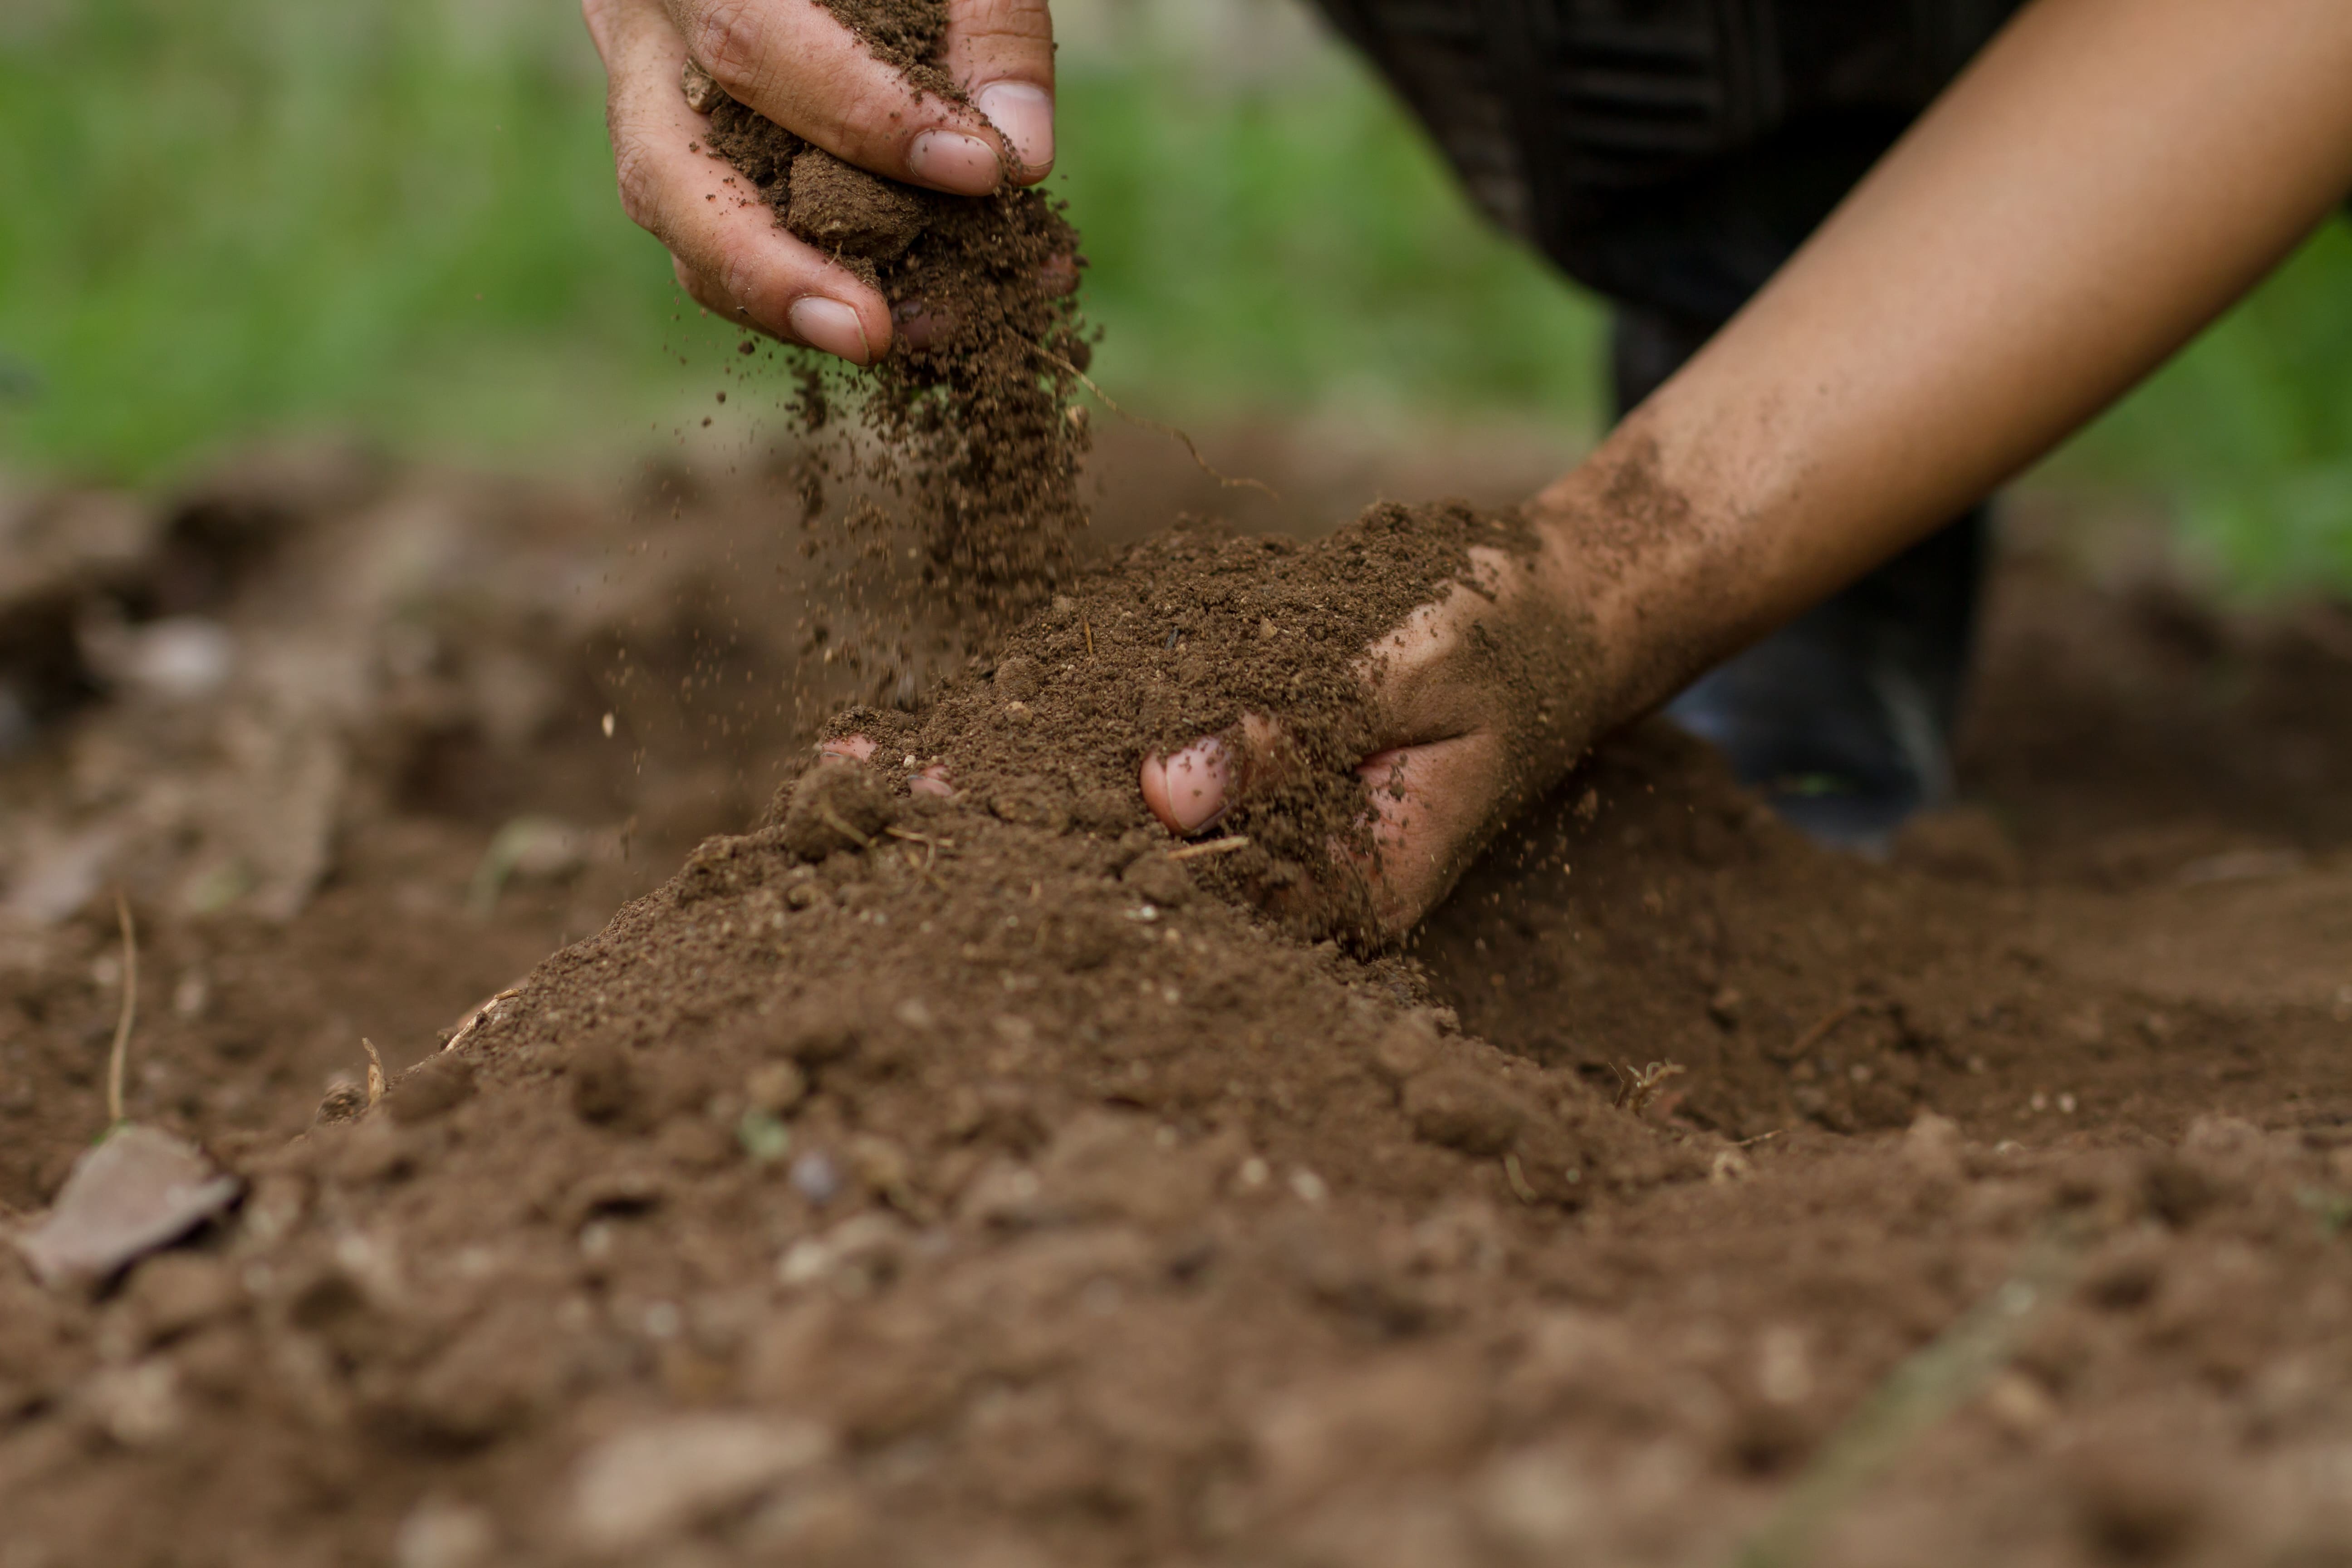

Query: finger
[1349,735,1505,931]
[1138,713,1294,838]
[1355,545,1516,745]
[942,0,1058,182]
[674,251,868,360]
[822,735,955,796]
[662,0,1015,195]
[591,0,892,361]
[1140,739,1232,836]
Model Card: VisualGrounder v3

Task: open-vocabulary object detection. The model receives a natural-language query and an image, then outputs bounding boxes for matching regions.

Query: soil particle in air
[693,0,1091,614]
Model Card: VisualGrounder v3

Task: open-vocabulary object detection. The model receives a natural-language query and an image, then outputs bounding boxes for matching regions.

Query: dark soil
[807,0,952,83]
[4,443,2352,1568]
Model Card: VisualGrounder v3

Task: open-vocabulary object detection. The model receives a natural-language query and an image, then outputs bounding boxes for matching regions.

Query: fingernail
[907,129,1000,194]
[1161,740,1230,834]
[787,297,872,365]
[975,82,1055,177]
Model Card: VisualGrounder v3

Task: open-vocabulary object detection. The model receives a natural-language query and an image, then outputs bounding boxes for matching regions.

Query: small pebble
[745,1061,807,1115]
[790,1151,843,1206]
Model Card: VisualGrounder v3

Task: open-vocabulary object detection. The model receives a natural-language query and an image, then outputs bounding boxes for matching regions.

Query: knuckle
[955,0,1053,45]
[611,139,665,233]
[685,0,771,95]
[711,237,775,316]
[830,94,914,155]
[679,265,725,314]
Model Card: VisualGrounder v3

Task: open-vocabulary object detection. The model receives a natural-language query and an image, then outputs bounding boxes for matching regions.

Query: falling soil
[694,0,1092,614]
[5,448,2352,1567]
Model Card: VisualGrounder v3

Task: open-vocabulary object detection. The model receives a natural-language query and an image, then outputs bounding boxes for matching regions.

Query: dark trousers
[1616,305,1987,825]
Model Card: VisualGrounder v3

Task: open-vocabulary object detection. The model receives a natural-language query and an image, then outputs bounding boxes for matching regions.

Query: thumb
[1140,715,1289,837]
[945,0,1056,181]
[1141,738,1232,836]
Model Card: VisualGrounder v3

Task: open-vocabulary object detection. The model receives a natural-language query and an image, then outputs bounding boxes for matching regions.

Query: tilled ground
[2,450,2351,1568]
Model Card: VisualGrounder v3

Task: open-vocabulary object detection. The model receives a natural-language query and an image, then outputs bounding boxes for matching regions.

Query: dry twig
[1613,1060,1687,1115]
[1787,998,1863,1061]
[1029,342,1281,501]
[361,1038,387,1108]
[1167,836,1253,862]
[1502,1152,1539,1204]
[819,804,875,849]
[442,986,523,1054]
[103,892,138,1128]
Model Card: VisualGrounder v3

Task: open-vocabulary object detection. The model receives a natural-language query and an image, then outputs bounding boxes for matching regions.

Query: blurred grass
[0,0,2345,594]
[1054,41,1605,427]
[2055,217,2352,595]
[0,0,723,477]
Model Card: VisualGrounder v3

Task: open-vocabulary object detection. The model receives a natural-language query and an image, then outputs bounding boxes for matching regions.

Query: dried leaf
[10,1125,241,1289]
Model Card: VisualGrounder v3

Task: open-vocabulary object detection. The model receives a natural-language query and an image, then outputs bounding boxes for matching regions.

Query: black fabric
[1310,0,2026,318]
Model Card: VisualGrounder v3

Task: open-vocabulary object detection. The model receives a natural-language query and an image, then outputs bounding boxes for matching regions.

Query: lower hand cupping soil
[4,454,2352,1567]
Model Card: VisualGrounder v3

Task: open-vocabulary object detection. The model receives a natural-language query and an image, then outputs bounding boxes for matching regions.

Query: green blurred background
[3,0,2347,593]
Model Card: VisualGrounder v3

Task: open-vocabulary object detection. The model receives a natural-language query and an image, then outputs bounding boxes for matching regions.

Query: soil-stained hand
[1143,537,1598,938]
[581,0,1056,364]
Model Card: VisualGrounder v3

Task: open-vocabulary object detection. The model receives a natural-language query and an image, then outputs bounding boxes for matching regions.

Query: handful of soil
[827,500,1541,941]
[686,0,1093,615]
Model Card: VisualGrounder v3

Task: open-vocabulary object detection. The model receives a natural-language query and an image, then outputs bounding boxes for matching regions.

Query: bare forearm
[1540,0,2352,717]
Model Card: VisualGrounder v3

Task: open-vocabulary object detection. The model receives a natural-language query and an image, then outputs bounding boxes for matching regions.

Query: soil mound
[4,456,2352,1567]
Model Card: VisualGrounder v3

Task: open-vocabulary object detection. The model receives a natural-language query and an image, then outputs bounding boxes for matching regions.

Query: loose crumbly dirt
[696,0,1093,613]
[808,0,952,85]
[836,502,1539,935]
[4,447,2352,1568]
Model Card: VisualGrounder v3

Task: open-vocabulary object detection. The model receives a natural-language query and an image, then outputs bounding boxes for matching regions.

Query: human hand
[812,494,1622,944]
[1142,534,1600,939]
[581,0,1056,365]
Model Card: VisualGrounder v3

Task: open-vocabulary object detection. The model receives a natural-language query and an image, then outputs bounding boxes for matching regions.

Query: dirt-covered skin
[5,455,2352,1568]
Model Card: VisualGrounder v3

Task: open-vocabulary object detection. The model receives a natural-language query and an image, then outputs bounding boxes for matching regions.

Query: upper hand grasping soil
[582,0,1056,361]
